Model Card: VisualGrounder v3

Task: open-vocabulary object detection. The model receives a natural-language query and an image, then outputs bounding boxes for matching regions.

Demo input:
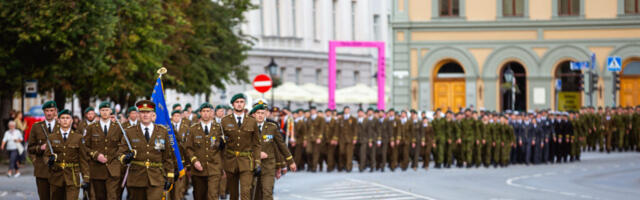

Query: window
[312,0,317,39]
[280,67,286,82]
[626,0,640,14]
[336,69,342,87]
[291,0,296,36]
[354,71,360,84]
[276,0,281,35]
[503,0,524,17]
[439,0,460,17]
[558,0,580,16]
[373,15,380,41]
[351,1,356,40]
[295,67,302,84]
[332,0,338,39]
[315,69,322,84]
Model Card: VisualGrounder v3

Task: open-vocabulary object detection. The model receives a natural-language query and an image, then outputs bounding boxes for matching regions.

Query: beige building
[390,0,640,111]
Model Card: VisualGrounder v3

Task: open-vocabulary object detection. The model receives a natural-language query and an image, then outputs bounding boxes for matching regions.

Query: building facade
[203,0,392,108]
[390,0,640,111]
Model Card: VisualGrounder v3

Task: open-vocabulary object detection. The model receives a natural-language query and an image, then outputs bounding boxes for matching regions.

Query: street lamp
[267,57,278,107]
[504,67,515,111]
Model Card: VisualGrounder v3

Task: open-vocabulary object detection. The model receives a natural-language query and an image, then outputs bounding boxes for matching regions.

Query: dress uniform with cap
[122,106,139,128]
[221,94,262,200]
[119,100,175,200]
[171,109,191,200]
[307,106,325,172]
[77,107,97,136]
[44,109,91,200]
[185,102,224,200]
[250,104,294,200]
[338,107,357,172]
[27,100,59,200]
[84,102,126,200]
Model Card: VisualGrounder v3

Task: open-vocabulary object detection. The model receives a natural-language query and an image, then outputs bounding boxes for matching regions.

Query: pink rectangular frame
[328,40,385,110]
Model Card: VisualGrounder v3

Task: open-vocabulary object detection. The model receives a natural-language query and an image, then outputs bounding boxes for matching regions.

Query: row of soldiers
[27,93,296,200]
[276,106,640,172]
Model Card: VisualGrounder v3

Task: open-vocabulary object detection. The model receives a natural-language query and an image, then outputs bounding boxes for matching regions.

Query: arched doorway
[433,60,466,112]
[554,60,582,111]
[500,61,527,111]
[620,58,640,107]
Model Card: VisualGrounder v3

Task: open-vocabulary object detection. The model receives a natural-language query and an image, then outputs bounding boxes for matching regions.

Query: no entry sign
[253,74,272,93]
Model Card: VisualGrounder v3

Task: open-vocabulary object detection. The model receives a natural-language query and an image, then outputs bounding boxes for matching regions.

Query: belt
[56,162,79,169]
[226,149,252,157]
[131,160,163,168]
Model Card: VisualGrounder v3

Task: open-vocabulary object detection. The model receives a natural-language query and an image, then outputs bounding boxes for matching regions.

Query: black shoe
[435,163,441,168]
[370,168,374,172]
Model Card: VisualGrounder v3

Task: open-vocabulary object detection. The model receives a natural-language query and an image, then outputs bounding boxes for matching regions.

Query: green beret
[171,110,181,116]
[410,109,417,114]
[338,112,344,115]
[172,103,181,110]
[295,109,303,113]
[42,101,57,110]
[388,108,395,112]
[215,105,225,111]
[200,102,214,110]
[310,106,317,110]
[126,106,137,115]
[367,108,374,112]
[184,103,191,109]
[249,104,267,115]
[58,109,72,117]
[230,93,246,104]
[324,109,332,112]
[99,101,111,109]
[84,107,95,114]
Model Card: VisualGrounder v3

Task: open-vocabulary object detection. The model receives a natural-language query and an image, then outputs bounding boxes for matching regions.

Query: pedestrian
[1,121,24,177]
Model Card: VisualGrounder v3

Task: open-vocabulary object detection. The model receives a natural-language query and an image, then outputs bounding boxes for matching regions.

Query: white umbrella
[243,82,313,103]
[335,83,390,104]
[301,83,328,103]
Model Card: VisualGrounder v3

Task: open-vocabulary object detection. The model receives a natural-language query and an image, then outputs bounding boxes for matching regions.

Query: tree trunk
[0,92,14,137]
[79,91,91,119]
[54,87,67,111]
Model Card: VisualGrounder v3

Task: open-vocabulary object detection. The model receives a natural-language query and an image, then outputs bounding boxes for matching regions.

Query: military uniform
[421,121,434,169]
[308,115,325,172]
[325,116,338,172]
[28,119,59,200]
[338,115,357,172]
[293,117,306,170]
[398,118,411,170]
[186,120,223,200]
[255,121,293,200]
[45,127,90,200]
[220,113,261,200]
[120,123,175,200]
[410,119,421,169]
[432,117,446,167]
[84,120,125,200]
[170,119,190,200]
[377,116,392,171]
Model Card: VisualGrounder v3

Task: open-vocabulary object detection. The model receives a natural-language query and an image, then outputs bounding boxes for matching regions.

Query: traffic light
[590,72,599,92]
[613,72,620,91]
[578,73,585,91]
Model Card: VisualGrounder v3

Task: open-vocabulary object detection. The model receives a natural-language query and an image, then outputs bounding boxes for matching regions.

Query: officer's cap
[135,100,155,112]
[249,104,267,115]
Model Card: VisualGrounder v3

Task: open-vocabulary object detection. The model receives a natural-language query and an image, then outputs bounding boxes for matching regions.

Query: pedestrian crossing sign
[607,56,622,72]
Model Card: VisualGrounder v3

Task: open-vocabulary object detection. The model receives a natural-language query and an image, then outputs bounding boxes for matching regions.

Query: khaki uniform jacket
[173,120,190,167]
[121,124,175,187]
[186,121,223,176]
[76,120,95,136]
[294,119,306,143]
[398,120,411,144]
[382,118,396,143]
[339,116,358,144]
[28,121,59,178]
[44,128,90,187]
[308,116,325,142]
[326,118,338,143]
[221,114,261,172]
[84,121,125,179]
[261,122,293,170]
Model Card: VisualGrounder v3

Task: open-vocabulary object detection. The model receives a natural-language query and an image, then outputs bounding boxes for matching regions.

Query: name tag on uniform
[92,134,100,137]
[131,139,140,143]
[53,140,61,144]
[227,124,234,127]
[195,135,203,139]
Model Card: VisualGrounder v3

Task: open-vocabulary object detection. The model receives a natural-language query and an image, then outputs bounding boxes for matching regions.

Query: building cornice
[391,18,640,30]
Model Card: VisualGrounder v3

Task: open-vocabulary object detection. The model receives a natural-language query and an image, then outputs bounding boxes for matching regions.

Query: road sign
[252,74,273,93]
[25,80,37,98]
[571,61,588,70]
[607,56,622,72]
[590,53,596,70]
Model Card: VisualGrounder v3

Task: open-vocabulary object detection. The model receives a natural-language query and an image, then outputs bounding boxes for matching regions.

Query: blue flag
[151,77,185,177]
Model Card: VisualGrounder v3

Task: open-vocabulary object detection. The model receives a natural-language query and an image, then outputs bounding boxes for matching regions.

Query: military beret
[215,105,225,111]
[249,104,267,115]
[388,108,395,112]
[310,106,317,110]
[42,101,57,110]
[172,103,181,110]
[171,110,181,116]
[184,103,192,109]
[304,109,310,113]
[136,100,155,112]
[325,109,332,112]
[230,93,246,104]
[99,101,111,109]
[410,109,417,114]
[58,109,72,117]
[367,108,374,112]
[337,112,344,115]
[200,102,214,110]
[84,107,95,114]
[126,106,137,115]
[295,109,303,113]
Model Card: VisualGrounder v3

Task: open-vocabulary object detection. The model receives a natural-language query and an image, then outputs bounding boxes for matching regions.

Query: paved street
[0,152,638,200]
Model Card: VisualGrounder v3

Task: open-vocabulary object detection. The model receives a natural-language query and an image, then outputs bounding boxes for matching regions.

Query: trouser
[339,142,355,171]
[435,140,445,165]
[226,169,253,200]
[510,145,518,164]
[305,141,313,169]
[326,144,338,172]
[90,176,120,200]
[390,143,399,169]
[219,174,227,197]
[401,143,410,170]
[483,143,492,166]
[445,142,453,166]
[491,144,500,165]
[50,184,80,200]
[502,144,511,165]
[37,177,51,200]
[523,144,532,164]
[542,140,550,163]
[422,144,432,168]
[293,143,305,170]
[311,142,323,171]
[377,143,388,169]
[358,142,368,171]
[255,164,276,200]
[171,175,187,200]
[126,186,163,200]
[7,150,19,170]
[411,144,421,168]
[474,142,483,166]
[191,174,221,200]
[369,144,377,170]
[533,144,542,164]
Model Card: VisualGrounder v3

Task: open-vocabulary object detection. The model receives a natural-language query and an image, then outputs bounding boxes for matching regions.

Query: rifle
[115,120,136,188]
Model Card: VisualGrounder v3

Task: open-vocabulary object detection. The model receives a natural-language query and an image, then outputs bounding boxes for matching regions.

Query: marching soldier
[502,115,515,167]
[45,109,91,200]
[214,105,229,199]
[387,109,399,171]
[325,109,338,172]
[171,109,191,200]
[118,100,175,200]
[308,106,325,172]
[77,107,97,135]
[185,103,224,200]
[250,104,297,200]
[220,94,262,200]
[398,111,411,171]
[461,110,475,167]
[292,109,306,171]
[84,102,125,200]
[376,110,387,171]
[432,110,446,168]
[122,106,139,128]
[338,106,357,172]
[27,100,59,200]
[410,110,421,170]
[421,116,434,170]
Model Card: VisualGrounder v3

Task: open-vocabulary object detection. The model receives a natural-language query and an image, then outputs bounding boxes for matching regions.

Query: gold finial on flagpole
[157,67,167,77]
